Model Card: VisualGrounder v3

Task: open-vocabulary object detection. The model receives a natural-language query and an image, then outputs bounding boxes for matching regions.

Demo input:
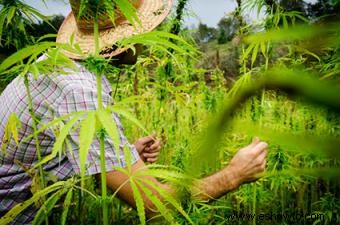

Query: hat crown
[57,0,173,59]
[69,0,141,30]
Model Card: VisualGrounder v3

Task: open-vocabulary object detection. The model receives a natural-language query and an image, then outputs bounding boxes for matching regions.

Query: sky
[184,0,237,27]
[23,0,239,28]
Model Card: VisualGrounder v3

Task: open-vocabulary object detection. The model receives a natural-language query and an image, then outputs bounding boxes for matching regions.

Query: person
[0,0,268,224]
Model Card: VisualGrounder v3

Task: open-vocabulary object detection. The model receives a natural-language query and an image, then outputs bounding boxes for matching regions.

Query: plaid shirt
[0,62,140,224]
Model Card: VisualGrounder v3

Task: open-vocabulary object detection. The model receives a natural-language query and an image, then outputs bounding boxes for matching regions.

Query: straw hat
[57,0,173,59]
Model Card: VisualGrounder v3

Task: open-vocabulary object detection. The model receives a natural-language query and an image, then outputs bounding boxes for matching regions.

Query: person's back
[0,63,133,223]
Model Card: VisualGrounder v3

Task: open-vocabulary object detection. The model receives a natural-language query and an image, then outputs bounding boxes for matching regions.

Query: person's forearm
[106,160,242,219]
[190,165,241,201]
[158,165,241,203]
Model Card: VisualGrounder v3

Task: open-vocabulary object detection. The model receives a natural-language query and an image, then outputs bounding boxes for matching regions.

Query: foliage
[193,23,217,44]
[0,0,339,225]
[217,16,238,44]
[0,0,51,50]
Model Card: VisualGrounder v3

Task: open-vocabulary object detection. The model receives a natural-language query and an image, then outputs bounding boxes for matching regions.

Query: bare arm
[193,138,268,201]
[105,138,268,216]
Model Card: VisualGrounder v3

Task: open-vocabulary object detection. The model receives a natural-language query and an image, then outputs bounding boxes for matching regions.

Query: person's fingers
[143,152,160,158]
[260,159,267,171]
[147,157,158,163]
[248,137,260,148]
[255,149,267,166]
[149,140,161,151]
[137,136,154,145]
[253,137,261,144]
[241,137,260,152]
[150,132,157,139]
[252,141,268,156]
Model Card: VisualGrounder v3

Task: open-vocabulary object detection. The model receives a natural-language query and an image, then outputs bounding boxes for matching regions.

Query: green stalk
[259,41,270,127]
[265,41,270,70]
[96,59,109,225]
[281,187,284,214]
[96,73,103,109]
[93,10,108,225]
[259,89,265,127]
[99,128,108,225]
[236,197,240,225]
[252,185,256,225]
[24,75,49,225]
[118,201,122,222]
[78,187,84,225]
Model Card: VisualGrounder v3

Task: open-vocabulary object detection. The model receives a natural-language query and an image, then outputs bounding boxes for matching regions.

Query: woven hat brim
[56,0,173,59]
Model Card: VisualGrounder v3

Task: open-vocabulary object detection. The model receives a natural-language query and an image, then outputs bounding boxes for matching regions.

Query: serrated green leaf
[115,0,141,27]
[20,111,84,145]
[61,188,74,225]
[1,113,21,155]
[9,113,21,145]
[0,181,69,225]
[6,7,16,26]
[123,145,132,173]
[32,190,66,225]
[138,168,192,186]
[130,180,146,225]
[37,34,57,43]
[117,31,198,59]
[0,12,6,39]
[79,112,96,182]
[137,180,175,224]
[96,110,120,153]
[251,43,259,66]
[108,106,148,135]
[141,179,194,225]
[28,114,83,173]
[0,42,56,73]
[53,114,83,156]
[30,63,39,79]
[241,43,254,63]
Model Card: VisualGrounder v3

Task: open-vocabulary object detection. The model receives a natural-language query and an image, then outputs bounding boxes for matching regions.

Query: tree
[169,0,189,35]
[264,0,340,22]
[217,17,238,44]
[217,29,228,44]
[306,0,340,21]
[195,23,218,43]
[164,0,190,81]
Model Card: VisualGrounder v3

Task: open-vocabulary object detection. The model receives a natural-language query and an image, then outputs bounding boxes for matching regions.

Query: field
[0,0,339,225]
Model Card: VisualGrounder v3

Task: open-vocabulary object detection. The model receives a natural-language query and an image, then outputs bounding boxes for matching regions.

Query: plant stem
[99,131,108,225]
[96,74,103,109]
[96,72,108,225]
[24,75,49,225]
[252,184,256,225]
[78,188,83,225]
[92,6,108,224]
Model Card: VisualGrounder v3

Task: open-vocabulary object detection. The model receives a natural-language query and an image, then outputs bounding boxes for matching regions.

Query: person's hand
[134,133,161,163]
[227,137,268,186]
